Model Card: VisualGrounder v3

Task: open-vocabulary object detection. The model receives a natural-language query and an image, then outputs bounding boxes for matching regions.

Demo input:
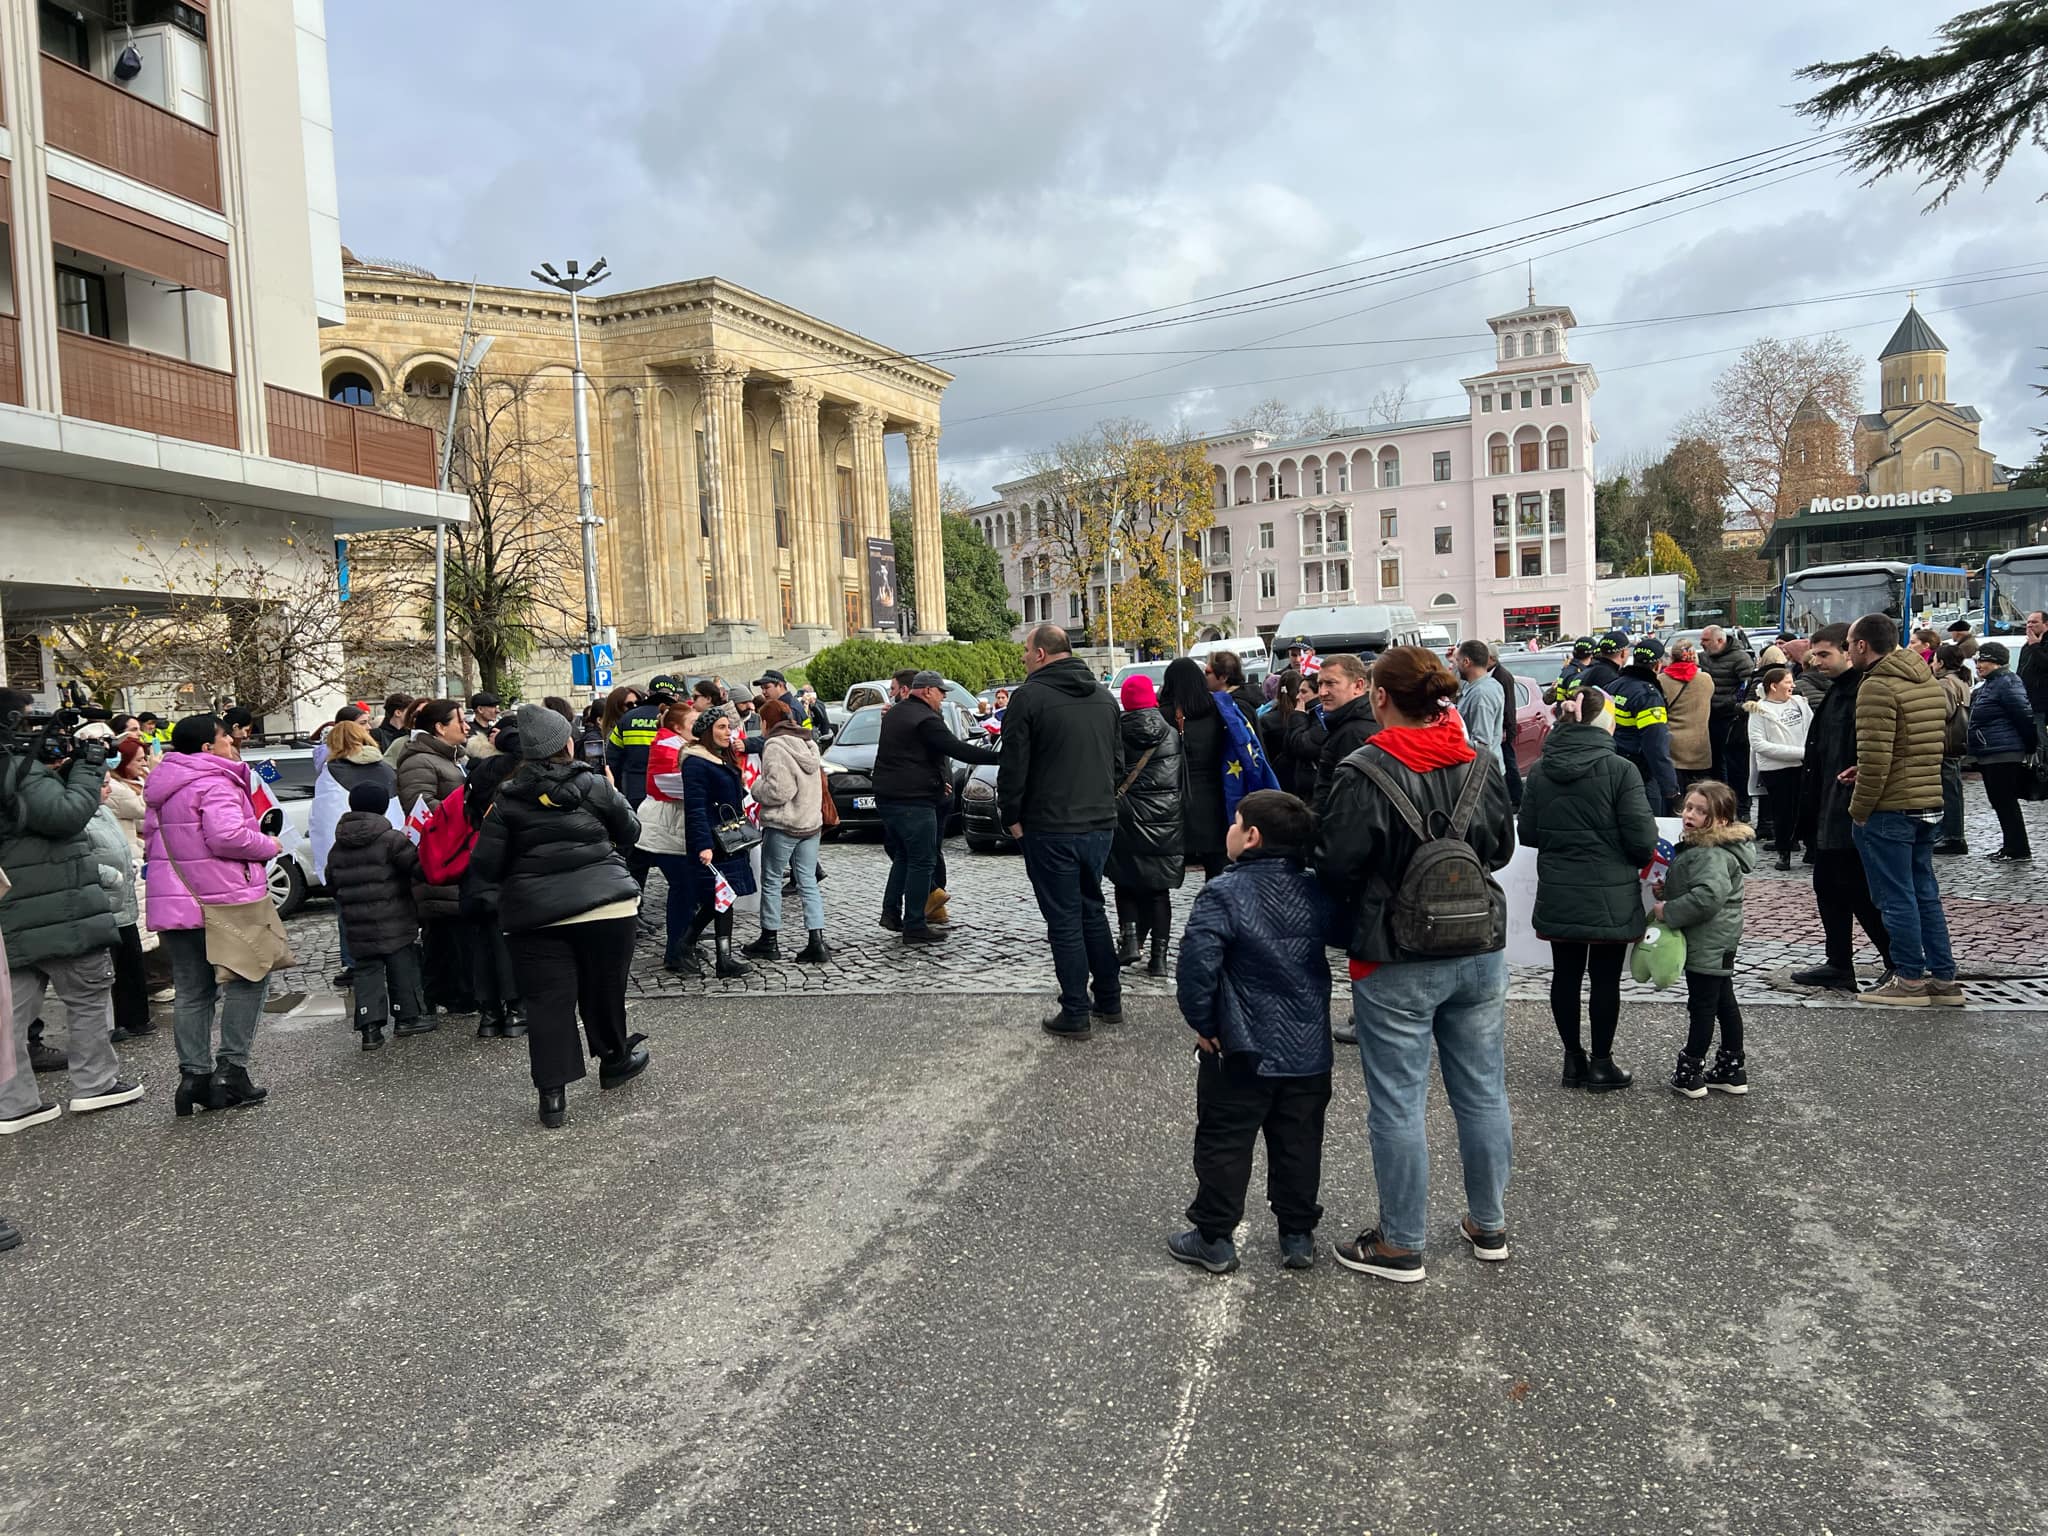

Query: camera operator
[0,688,145,1132]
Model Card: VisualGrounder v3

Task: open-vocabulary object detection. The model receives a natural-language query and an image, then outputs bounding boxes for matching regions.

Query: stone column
[847,405,889,633]
[776,382,835,650]
[904,422,948,639]
[695,354,757,648]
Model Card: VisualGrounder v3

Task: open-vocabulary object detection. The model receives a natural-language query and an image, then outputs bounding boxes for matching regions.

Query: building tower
[1879,301,1946,410]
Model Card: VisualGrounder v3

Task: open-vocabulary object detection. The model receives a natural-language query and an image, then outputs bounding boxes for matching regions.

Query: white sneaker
[70,1080,146,1114]
[0,1101,63,1134]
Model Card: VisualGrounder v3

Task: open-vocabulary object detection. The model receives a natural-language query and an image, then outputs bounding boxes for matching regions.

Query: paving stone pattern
[274,779,2048,1011]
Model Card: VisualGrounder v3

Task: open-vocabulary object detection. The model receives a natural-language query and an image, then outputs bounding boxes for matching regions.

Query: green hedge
[804,637,1024,700]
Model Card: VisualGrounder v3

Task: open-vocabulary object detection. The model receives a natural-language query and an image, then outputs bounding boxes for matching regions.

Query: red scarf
[1662,660,1700,683]
[1346,709,1477,980]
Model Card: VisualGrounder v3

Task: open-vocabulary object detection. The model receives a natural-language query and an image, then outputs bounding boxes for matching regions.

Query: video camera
[0,703,109,769]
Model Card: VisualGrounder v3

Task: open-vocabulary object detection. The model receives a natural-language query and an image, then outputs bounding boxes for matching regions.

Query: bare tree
[38,607,175,705]
[1683,335,1863,531]
[1367,384,1409,424]
[1226,397,1350,442]
[356,373,585,695]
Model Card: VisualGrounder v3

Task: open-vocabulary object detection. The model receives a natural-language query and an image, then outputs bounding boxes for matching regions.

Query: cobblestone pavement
[274,778,2048,1012]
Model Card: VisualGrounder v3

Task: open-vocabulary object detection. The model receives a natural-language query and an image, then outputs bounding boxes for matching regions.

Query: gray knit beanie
[513,702,573,761]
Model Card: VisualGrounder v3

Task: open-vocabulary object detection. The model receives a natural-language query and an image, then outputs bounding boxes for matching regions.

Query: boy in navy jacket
[1168,790,1336,1275]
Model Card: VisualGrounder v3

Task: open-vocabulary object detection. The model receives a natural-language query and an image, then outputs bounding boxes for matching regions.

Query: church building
[1852,301,2007,498]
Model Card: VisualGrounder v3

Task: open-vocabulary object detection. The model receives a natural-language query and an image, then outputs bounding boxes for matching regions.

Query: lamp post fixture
[531,256,609,701]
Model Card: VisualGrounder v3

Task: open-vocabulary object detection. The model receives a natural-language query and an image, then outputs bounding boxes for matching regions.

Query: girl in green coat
[1519,685,1662,1092]
[1652,780,1757,1099]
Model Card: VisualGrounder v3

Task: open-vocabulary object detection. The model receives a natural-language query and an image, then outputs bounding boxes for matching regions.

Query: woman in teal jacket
[1517,684,1660,1092]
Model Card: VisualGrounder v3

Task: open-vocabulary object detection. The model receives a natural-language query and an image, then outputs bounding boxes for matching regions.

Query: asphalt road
[2,989,2043,1535]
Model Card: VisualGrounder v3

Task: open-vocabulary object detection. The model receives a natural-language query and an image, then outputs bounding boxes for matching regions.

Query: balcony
[59,330,235,448]
[1206,546,1233,569]
[41,53,221,211]
[266,386,439,488]
[0,316,21,407]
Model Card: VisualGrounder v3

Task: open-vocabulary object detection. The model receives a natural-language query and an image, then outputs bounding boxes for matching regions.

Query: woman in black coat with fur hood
[1105,673,1185,975]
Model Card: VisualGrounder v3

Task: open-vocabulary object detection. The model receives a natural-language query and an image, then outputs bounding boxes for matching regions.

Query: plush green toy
[1630,923,1687,990]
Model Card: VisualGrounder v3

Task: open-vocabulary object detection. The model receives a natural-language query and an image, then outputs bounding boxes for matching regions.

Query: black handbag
[712,802,762,860]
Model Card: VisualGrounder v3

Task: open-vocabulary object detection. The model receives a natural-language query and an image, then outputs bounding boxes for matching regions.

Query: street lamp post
[531,256,610,702]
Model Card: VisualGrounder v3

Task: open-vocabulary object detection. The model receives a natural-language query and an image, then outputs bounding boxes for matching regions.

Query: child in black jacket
[326,782,424,1049]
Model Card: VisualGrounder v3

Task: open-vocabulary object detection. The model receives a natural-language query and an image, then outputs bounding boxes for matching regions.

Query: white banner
[1502,816,1681,967]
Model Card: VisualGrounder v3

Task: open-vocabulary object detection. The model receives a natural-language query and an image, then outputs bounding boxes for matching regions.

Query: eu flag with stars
[1216,694,1280,830]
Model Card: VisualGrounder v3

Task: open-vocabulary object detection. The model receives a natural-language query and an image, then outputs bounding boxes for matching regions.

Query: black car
[820,702,989,837]
[961,755,1011,852]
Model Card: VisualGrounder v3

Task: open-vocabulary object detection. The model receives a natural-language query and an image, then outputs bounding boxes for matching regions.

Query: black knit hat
[348,781,391,814]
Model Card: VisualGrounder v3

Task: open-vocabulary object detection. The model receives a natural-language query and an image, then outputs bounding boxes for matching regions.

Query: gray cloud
[328,0,2048,498]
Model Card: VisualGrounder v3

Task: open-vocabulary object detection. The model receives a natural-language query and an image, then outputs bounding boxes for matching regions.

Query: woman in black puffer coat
[1105,674,1185,975]
[467,704,646,1130]
[1162,657,1227,878]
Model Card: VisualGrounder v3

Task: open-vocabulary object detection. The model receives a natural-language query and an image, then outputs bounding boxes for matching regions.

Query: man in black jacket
[998,625,1124,1037]
[1700,625,1755,786]
[1306,654,1378,814]
[875,671,1000,946]
[2019,609,2048,728]
[1791,623,1891,991]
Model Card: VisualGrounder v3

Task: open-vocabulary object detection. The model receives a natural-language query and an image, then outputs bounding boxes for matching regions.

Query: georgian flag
[713,869,738,914]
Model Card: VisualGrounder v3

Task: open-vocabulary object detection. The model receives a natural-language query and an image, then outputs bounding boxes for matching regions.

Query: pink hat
[1120,674,1158,711]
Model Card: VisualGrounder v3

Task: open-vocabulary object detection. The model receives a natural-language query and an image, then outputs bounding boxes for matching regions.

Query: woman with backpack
[467,704,647,1129]
[1315,647,1517,1283]
[1518,683,1659,1091]
[1105,673,1185,976]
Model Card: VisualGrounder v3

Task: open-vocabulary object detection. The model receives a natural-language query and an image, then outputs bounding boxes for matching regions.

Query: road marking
[1144,1280,1241,1536]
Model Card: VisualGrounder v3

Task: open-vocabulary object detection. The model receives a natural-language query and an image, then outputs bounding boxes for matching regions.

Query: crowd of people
[1,606,2042,1267]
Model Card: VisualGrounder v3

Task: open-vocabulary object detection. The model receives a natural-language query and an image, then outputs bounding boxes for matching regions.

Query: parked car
[819,702,988,837]
[1507,672,1552,773]
[1498,650,1569,690]
[240,745,323,918]
[1109,662,1172,700]
[842,677,981,716]
[960,754,1012,853]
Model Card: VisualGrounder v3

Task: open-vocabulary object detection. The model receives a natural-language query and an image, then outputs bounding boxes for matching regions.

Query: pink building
[974,296,1600,650]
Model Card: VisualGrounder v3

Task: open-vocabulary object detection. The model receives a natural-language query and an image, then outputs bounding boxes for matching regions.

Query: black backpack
[1354,751,1504,957]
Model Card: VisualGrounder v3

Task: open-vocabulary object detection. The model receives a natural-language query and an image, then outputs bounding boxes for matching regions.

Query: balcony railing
[265,386,439,487]
[59,330,235,447]
[41,53,221,211]
[0,315,21,407]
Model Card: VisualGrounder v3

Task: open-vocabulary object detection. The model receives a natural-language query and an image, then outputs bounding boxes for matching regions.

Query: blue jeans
[1351,951,1512,1251]
[761,829,823,932]
[1021,828,1120,1019]
[879,800,939,933]
[1851,812,1954,980]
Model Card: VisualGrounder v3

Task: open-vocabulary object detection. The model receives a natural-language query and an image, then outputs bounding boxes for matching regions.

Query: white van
[1186,636,1271,676]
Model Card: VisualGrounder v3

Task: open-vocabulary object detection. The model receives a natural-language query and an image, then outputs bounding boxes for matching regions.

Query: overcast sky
[330,1,2048,502]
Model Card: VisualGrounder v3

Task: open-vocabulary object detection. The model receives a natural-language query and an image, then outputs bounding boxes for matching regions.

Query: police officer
[1579,631,1627,694]
[606,676,676,809]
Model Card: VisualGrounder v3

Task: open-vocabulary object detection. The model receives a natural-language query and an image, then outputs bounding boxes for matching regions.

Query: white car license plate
[853,796,877,810]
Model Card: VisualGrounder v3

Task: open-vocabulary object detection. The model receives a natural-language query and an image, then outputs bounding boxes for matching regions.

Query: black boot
[1115,921,1141,967]
[714,937,749,979]
[795,929,831,964]
[476,1005,508,1039]
[174,1069,225,1117]
[741,929,779,961]
[1146,921,1169,977]
[1775,850,1793,871]
[538,1086,567,1129]
[215,1063,269,1108]
[1584,1055,1633,1092]
[361,1023,385,1052]
[1561,1044,1589,1088]
[502,1002,529,1038]
[600,1034,651,1088]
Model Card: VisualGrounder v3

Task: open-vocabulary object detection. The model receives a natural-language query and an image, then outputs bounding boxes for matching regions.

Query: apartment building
[0,0,462,726]
[974,296,1600,650]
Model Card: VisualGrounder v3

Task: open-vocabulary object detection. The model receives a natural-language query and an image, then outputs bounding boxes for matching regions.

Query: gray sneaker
[1168,1229,1240,1274]
[1860,975,1931,1007]
[1926,978,1966,1008]
[1278,1231,1316,1270]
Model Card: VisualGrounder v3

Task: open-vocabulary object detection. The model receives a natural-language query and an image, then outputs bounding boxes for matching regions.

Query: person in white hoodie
[746,697,829,964]
[1743,664,1812,870]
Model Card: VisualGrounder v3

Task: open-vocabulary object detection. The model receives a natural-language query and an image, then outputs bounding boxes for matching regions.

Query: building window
[1022,595,1035,623]
[1520,389,1533,409]
[1542,328,1556,353]
[1480,395,1493,413]
[1500,334,1515,362]
[696,430,715,538]
[326,371,376,408]
[1328,509,1348,544]
[1521,332,1535,356]
[1329,559,1350,593]
[1434,526,1453,555]
[1495,549,1511,578]
[1378,449,1400,488]
[1489,440,1509,476]
[837,466,855,558]
[1433,451,1451,482]
[1334,461,1349,492]
[1069,593,1083,622]
[1265,472,1281,500]
[780,581,795,630]
[1258,521,1275,549]
[1547,431,1568,470]
[771,448,790,548]
[1540,387,1552,406]
[1520,546,1543,577]
[1311,464,1325,494]
[1560,385,1574,404]
[1519,440,1540,473]
[1492,494,1510,532]
[1548,487,1566,532]
[1259,568,1277,601]
[40,2,90,66]
[54,265,110,339]
[1379,556,1401,592]
[1210,572,1233,605]
[1917,373,1925,400]
[1210,527,1231,561]
[1518,492,1543,535]
[1499,393,1512,412]
[844,588,864,634]
[1380,510,1398,541]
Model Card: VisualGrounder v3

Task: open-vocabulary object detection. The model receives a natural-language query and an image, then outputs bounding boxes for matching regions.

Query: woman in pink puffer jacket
[142,717,280,1115]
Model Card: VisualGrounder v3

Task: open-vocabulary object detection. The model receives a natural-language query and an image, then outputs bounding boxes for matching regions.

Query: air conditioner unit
[113,22,213,129]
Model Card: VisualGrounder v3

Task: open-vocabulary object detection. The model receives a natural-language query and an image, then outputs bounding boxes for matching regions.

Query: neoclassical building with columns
[322,255,952,664]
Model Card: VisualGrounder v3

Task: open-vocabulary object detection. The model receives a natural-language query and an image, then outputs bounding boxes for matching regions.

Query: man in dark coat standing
[1303,654,1379,815]
[2018,609,2048,729]
[874,672,1000,946]
[999,625,1124,1038]
[1700,625,1755,786]
[1790,624,1891,992]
